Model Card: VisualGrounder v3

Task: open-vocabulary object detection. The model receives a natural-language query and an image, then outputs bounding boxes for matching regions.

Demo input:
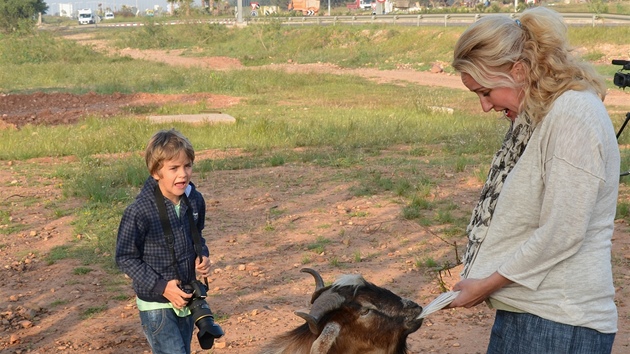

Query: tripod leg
[617,112,630,140]
[619,112,630,177]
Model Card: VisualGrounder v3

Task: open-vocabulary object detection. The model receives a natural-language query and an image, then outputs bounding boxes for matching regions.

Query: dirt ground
[1,32,630,354]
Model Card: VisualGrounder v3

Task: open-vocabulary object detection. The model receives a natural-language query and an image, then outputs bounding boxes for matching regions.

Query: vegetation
[1,20,629,275]
[0,0,48,34]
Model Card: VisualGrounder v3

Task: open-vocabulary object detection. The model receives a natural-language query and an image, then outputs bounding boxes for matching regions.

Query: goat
[260,268,423,354]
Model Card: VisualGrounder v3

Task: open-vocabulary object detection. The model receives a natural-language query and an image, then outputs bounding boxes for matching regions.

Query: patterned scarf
[461,114,535,278]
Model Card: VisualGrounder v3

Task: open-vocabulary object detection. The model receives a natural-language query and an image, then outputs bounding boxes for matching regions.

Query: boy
[116,129,223,353]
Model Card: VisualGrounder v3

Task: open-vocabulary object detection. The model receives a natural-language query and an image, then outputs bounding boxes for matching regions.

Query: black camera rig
[613,60,630,177]
[613,59,630,89]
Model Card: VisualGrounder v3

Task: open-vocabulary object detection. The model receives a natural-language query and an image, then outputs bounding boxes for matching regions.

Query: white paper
[417,291,460,319]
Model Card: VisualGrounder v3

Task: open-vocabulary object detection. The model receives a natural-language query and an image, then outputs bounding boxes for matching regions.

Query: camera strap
[180,193,204,265]
[154,184,207,286]
[181,192,211,289]
[154,185,182,281]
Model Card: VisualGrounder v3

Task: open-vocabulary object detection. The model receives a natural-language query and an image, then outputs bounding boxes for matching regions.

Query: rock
[21,307,38,319]
[19,320,32,328]
[430,63,444,73]
[248,264,261,271]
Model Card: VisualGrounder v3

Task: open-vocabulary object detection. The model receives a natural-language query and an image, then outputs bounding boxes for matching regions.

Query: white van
[78,9,95,25]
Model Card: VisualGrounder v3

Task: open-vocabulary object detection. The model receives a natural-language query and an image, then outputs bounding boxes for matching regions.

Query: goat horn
[300,268,326,304]
[294,291,345,334]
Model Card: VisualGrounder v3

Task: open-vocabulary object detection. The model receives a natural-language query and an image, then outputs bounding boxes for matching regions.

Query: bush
[0,0,48,34]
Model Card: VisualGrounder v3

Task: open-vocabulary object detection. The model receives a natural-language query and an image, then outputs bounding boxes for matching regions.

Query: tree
[0,0,48,34]
[167,0,194,15]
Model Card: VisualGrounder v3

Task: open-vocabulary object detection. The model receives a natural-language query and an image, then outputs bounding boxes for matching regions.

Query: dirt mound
[0,91,241,128]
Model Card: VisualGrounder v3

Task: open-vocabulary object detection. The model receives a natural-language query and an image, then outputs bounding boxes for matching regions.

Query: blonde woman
[449,7,619,353]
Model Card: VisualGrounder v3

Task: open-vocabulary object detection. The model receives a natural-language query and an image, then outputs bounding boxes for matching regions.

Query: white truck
[77,9,95,25]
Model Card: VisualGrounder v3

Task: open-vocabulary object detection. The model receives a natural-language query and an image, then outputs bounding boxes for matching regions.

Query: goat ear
[311,322,341,354]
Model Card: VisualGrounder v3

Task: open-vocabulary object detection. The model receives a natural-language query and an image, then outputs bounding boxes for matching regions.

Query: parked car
[104,12,114,20]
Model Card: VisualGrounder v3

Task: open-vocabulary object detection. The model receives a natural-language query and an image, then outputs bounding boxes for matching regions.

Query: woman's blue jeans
[139,308,194,354]
[488,310,615,354]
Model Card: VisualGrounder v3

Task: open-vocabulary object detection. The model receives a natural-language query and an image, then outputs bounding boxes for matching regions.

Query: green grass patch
[80,305,108,320]
[73,266,94,275]
[111,294,133,301]
[307,236,332,254]
[50,299,69,308]
[0,209,26,235]
[46,245,73,265]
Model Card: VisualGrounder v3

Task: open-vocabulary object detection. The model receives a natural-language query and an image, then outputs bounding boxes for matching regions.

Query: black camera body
[181,279,208,300]
[180,280,225,349]
[613,59,630,89]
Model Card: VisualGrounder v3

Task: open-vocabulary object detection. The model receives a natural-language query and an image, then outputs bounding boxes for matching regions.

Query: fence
[247,12,630,27]
[90,12,630,29]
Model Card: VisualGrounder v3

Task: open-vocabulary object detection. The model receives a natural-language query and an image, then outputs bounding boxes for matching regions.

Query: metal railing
[247,12,630,27]
[88,12,630,29]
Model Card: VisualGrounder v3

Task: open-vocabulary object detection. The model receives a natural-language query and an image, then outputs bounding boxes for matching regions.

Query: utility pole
[237,0,243,24]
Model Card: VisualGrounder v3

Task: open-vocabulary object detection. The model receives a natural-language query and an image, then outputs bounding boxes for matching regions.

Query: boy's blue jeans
[139,308,194,354]
[488,310,615,354]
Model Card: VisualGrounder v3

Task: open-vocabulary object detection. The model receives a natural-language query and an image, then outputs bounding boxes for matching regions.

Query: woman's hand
[449,271,513,308]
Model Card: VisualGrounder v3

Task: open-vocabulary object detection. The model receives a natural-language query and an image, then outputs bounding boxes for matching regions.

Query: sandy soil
[0,32,629,354]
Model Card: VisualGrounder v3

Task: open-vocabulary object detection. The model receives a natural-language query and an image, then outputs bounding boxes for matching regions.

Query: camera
[612,59,630,89]
[181,280,225,349]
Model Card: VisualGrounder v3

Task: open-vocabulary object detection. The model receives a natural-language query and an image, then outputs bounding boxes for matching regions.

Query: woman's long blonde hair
[452,7,606,124]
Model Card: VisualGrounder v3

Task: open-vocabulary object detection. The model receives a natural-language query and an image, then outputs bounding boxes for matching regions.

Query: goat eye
[359,308,370,316]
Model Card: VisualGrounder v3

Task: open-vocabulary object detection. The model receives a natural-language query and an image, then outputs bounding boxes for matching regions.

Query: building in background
[59,3,73,18]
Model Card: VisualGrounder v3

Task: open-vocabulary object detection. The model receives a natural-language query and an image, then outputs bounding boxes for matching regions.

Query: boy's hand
[163,279,192,309]
[196,256,211,277]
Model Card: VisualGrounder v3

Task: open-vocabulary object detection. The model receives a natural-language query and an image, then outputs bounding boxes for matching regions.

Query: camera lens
[189,298,224,349]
